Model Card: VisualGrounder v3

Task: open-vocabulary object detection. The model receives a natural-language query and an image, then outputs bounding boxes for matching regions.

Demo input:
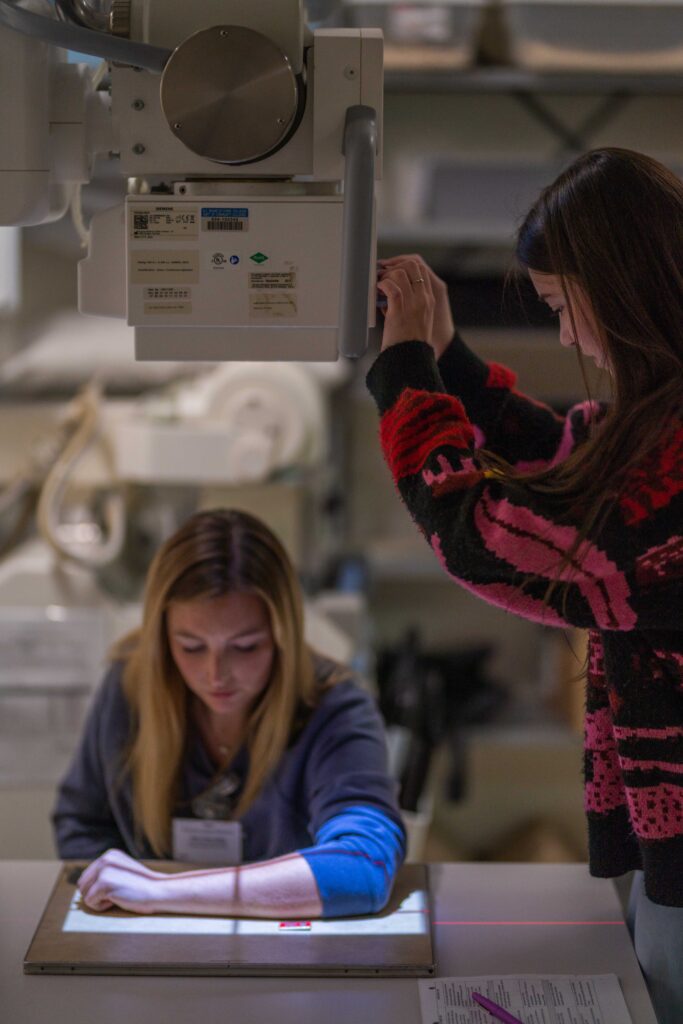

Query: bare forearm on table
[156,852,323,918]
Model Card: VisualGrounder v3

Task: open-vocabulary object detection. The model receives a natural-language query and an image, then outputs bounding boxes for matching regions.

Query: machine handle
[339,104,377,360]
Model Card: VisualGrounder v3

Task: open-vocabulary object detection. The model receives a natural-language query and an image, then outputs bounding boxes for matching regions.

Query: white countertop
[1,861,658,1024]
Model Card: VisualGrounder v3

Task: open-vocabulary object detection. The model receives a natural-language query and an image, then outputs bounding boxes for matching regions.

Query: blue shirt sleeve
[299,804,406,917]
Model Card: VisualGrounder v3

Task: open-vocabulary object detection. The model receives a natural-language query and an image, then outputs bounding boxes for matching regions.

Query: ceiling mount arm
[0,0,171,71]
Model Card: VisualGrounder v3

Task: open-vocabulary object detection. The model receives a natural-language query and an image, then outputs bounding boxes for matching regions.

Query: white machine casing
[84,0,383,361]
[109,22,383,181]
[0,6,111,226]
[81,186,355,361]
[1,0,383,360]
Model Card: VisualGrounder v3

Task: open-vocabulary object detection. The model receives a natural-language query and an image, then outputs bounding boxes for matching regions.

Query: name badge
[172,817,243,865]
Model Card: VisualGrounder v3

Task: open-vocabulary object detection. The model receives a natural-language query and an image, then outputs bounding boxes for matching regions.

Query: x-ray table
[1,861,658,1023]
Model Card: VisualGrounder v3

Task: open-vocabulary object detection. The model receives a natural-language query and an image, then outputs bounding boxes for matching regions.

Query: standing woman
[53,509,405,919]
[367,148,683,1019]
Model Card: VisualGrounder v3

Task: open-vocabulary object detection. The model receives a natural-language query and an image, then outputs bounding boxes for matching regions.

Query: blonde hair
[112,509,319,856]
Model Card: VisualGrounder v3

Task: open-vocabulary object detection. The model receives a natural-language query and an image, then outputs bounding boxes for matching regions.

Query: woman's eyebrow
[173,627,267,641]
[227,628,268,640]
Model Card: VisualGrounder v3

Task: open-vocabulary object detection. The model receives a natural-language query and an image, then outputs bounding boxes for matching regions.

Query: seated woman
[53,508,405,919]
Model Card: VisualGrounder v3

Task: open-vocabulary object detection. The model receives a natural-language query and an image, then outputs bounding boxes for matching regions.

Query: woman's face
[529,269,609,371]
[167,592,276,719]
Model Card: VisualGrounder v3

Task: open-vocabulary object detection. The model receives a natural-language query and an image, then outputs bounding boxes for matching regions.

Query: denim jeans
[627,872,683,1023]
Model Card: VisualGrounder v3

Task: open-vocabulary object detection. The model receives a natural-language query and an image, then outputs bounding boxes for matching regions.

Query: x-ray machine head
[0,0,383,360]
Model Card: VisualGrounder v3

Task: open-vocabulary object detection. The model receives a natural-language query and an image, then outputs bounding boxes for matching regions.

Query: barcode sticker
[206,219,245,231]
[202,207,249,232]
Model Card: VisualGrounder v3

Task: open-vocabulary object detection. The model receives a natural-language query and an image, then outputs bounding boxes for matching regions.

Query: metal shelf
[384,64,683,167]
[379,220,516,248]
[385,66,683,95]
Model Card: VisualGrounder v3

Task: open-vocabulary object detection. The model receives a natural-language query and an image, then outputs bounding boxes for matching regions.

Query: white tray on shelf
[501,0,683,73]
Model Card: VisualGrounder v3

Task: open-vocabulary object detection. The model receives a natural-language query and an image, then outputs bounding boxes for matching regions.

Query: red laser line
[434,920,623,926]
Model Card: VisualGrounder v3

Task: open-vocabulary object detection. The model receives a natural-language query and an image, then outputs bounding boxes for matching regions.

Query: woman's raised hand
[378,254,455,360]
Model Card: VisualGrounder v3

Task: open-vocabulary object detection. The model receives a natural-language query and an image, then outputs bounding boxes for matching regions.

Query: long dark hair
[510,148,683,537]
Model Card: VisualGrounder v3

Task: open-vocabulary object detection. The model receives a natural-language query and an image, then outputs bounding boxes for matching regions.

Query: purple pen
[471,991,525,1024]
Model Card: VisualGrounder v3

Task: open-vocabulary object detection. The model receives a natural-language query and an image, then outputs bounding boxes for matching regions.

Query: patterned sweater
[366,335,683,907]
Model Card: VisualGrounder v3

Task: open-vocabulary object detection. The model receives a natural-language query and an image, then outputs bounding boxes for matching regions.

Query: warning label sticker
[131,207,199,240]
[143,287,191,300]
[249,272,296,290]
[249,291,298,319]
[132,251,199,284]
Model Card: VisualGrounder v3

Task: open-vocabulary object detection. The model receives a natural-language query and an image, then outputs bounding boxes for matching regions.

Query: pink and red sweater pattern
[367,337,683,906]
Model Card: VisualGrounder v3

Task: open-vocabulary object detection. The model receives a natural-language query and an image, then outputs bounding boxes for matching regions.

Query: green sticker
[250,252,268,264]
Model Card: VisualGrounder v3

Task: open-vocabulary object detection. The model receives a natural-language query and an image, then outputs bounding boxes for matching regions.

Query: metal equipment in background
[0,354,346,570]
[0,0,383,360]
[377,628,507,812]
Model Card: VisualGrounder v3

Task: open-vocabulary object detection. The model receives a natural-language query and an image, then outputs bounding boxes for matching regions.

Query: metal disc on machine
[160,25,299,165]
